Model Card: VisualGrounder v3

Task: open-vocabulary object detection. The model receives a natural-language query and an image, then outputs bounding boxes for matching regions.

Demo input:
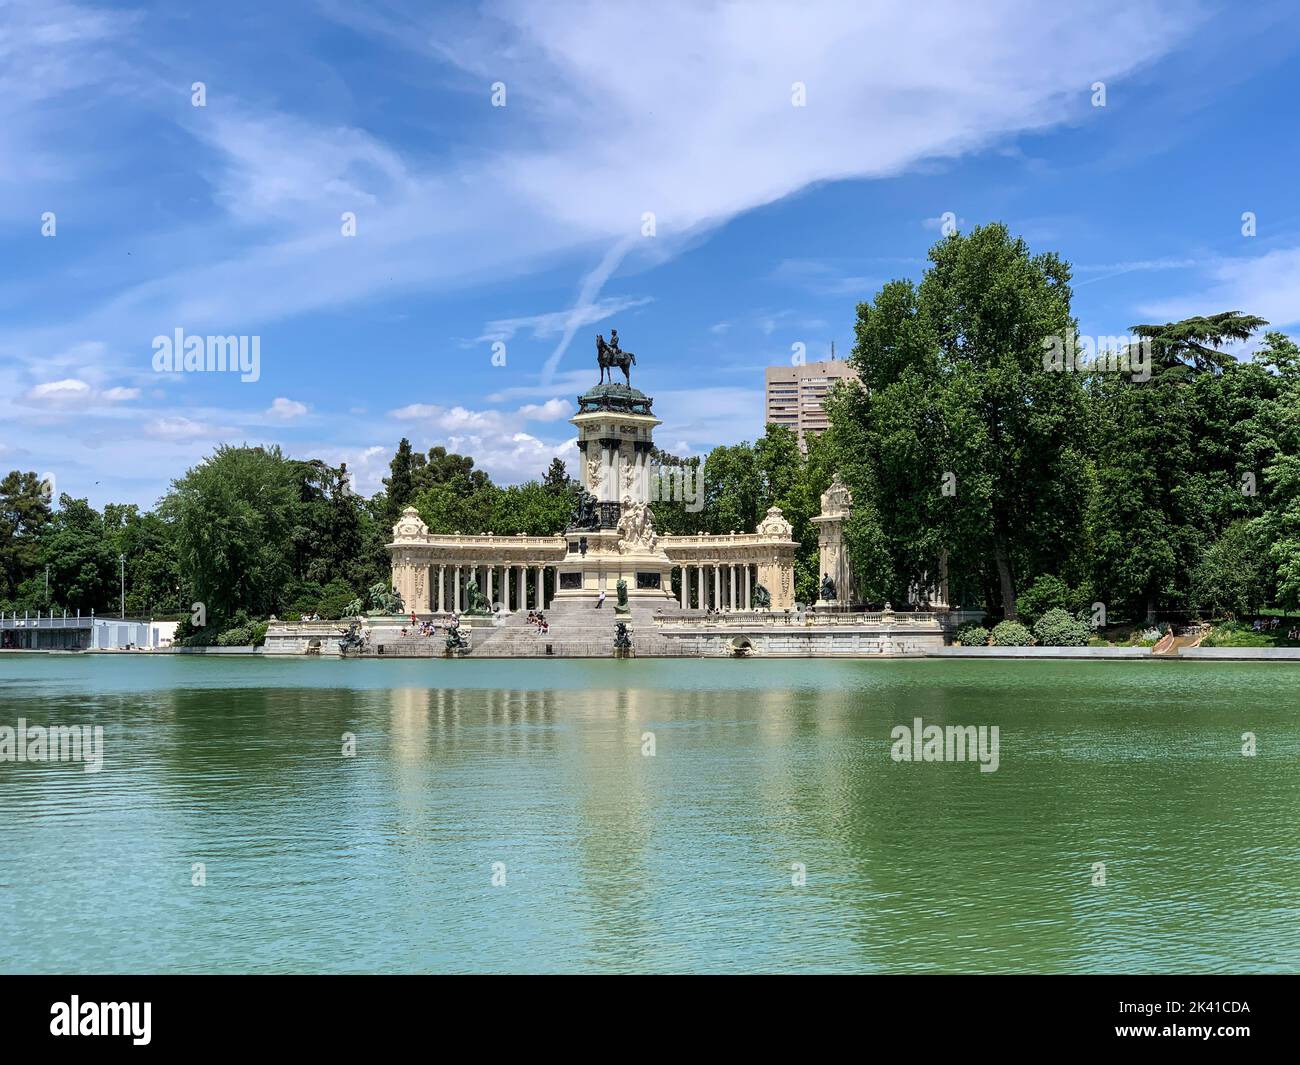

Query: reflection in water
[1,656,1298,973]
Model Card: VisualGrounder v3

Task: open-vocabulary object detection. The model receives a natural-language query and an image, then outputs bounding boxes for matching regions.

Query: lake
[1,655,1296,973]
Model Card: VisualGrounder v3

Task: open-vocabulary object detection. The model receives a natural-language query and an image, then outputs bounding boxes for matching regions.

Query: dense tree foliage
[823,226,1300,624]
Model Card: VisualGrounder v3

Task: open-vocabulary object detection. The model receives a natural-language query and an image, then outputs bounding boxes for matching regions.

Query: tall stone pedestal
[554,382,676,606]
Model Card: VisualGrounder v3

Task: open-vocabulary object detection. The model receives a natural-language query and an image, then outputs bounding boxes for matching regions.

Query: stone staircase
[466,600,688,658]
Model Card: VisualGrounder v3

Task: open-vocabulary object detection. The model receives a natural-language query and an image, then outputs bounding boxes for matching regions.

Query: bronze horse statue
[596,329,636,385]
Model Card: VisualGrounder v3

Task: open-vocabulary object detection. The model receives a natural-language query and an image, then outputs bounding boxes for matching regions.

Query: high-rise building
[764,356,860,446]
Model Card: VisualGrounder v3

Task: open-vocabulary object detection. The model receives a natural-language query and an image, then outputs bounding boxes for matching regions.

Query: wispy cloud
[1136,247,1300,327]
[0,0,1209,505]
[478,295,651,344]
[769,258,882,297]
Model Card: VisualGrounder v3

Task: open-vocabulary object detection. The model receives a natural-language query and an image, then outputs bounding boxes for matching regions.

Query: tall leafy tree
[0,471,52,604]
[1249,333,1300,607]
[384,438,416,525]
[40,495,116,613]
[542,457,573,495]
[843,224,1088,617]
[160,445,300,623]
[1087,314,1269,621]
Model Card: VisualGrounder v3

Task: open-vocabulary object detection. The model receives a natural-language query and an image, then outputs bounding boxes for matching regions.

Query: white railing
[0,615,93,629]
[654,611,938,628]
[397,534,568,552]
[662,533,796,551]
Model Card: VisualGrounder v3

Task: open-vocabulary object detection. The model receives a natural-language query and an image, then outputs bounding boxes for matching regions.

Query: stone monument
[553,328,676,605]
[813,473,853,608]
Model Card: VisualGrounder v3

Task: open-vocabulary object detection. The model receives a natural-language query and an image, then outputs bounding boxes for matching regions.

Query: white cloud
[1136,247,1300,328]
[19,377,145,410]
[23,378,92,404]
[517,398,570,422]
[0,0,1205,504]
[382,397,581,484]
[4,0,1197,382]
[142,416,217,441]
[390,398,573,433]
[266,397,308,420]
[442,431,575,487]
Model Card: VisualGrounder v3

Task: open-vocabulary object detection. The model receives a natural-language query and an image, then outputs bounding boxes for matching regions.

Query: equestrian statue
[596,328,637,386]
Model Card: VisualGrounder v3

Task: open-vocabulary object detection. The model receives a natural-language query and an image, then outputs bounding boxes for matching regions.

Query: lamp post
[118,554,125,618]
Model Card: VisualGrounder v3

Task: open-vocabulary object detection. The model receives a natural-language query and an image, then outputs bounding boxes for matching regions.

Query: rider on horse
[596,329,636,385]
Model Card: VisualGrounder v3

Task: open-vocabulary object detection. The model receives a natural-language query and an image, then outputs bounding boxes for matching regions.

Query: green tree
[699,443,762,535]
[542,457,573,495]
[1087,313,1268,622]
[103,504,180,617]
[842,224,1088,617]
[384,438,416,525]
[160,445,300,624]
[40,495,116,613]
[0,470,52,604]
[1249,333,1300,608]
[1190,520,1268,617]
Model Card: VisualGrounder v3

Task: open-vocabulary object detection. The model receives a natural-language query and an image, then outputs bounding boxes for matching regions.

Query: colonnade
[426,562,559,613]
[673,562,757,611]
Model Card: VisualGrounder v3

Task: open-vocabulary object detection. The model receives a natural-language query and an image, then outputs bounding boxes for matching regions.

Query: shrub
[954,621,989,646]
[1032,607,1090,647]
[316,579,358,620]
[990,620,1034,646]
[1190,521,1268,617]
[1016,575,1070,627]
[217,625,252,646]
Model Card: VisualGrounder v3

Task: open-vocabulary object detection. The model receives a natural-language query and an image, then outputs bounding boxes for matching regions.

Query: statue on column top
[596,328,637,386]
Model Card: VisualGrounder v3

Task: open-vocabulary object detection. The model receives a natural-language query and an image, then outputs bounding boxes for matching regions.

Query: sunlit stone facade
[389,383,800,613]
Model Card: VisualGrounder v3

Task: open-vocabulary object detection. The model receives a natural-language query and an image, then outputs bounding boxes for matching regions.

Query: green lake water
[1,655,1297,973]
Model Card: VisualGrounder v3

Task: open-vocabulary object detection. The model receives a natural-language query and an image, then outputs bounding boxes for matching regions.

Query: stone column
[534,565,543,610]
[813,473,853,606]
[553,566,560,597]
[679,567,688,608]
[453,565,462,613]
[713,564,721,608]
[486,566,494,609]
[744,564,752,610]
[516,565,525,611]
[437,566,445,612]
[697,564,706,609]
[729,565,736,610]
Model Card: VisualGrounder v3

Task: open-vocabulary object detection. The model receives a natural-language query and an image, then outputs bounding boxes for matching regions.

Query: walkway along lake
[1,655,1296,973]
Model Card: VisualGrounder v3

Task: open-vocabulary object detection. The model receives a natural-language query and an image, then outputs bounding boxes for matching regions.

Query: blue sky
[4,0,1300,508]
